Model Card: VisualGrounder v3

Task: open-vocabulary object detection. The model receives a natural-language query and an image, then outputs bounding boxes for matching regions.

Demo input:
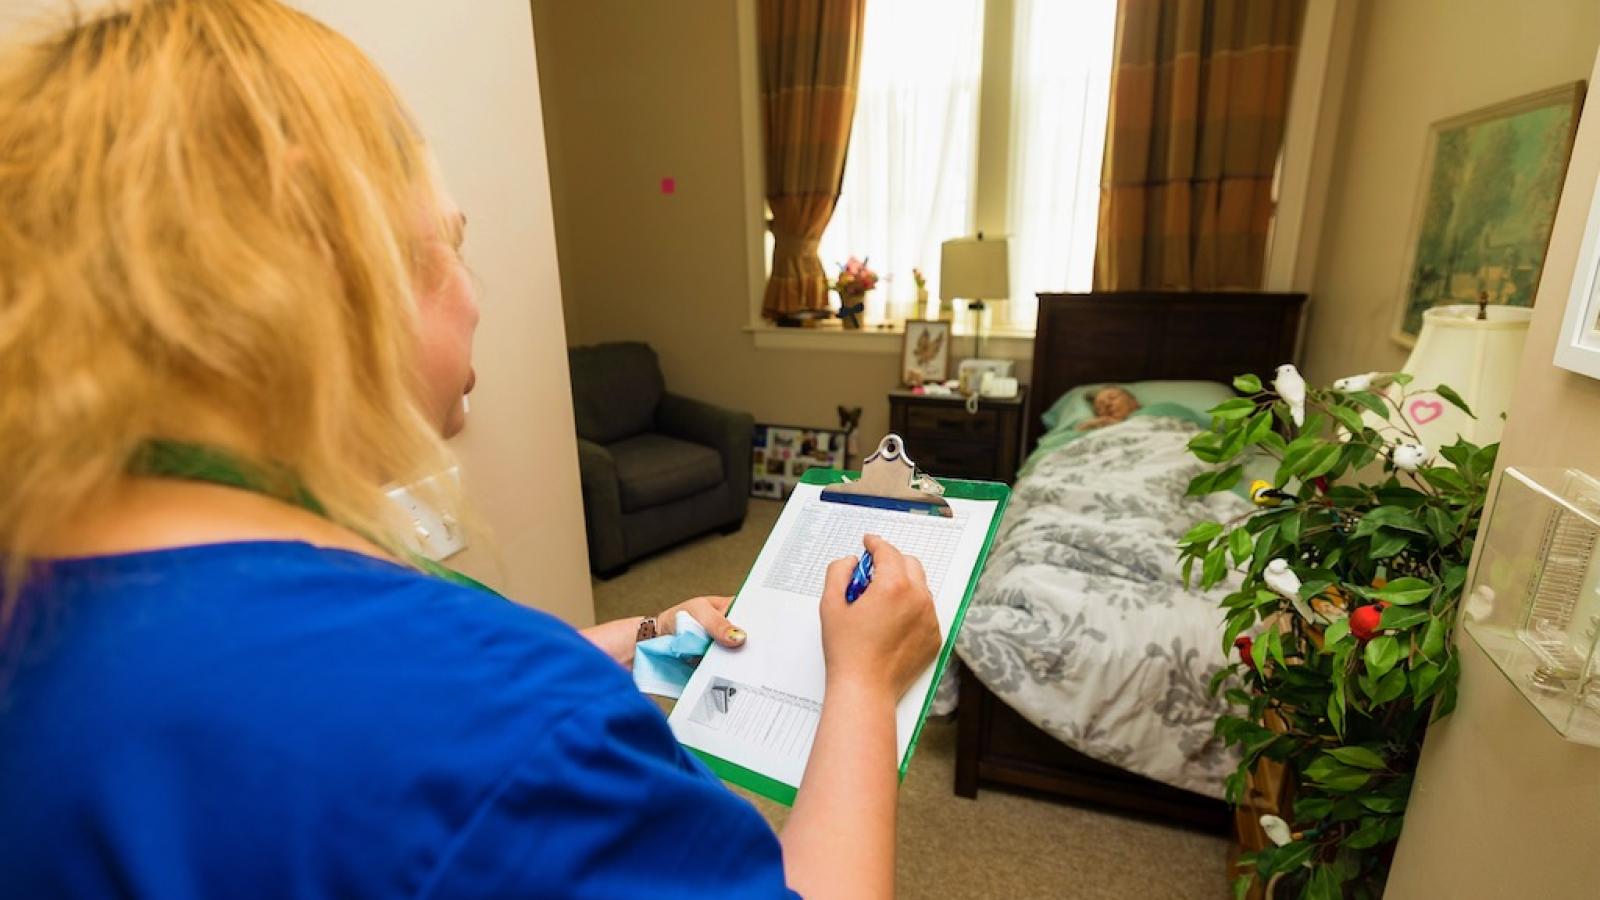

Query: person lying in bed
[1077,385,1143,430]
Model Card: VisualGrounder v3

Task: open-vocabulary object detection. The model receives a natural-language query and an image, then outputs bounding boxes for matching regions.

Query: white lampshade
[1388,304,1532,447]
[940,234,1010,301]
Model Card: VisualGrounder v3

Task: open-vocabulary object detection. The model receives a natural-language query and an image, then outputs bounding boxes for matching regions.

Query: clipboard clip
[820,433,953,518]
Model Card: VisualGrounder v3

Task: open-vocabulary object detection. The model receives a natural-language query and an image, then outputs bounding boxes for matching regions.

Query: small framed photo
[901,320,951,385]
[751,423,848,498]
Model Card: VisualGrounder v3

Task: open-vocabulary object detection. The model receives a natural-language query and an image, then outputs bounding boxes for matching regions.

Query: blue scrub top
[0,541,798,898]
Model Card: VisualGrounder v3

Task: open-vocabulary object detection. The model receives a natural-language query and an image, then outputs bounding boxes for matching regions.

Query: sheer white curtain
[1005,0,1116,331]
[817,0,984,326]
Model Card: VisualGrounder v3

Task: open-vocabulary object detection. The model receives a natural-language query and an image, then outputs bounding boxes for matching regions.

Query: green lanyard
[129,439,499,596]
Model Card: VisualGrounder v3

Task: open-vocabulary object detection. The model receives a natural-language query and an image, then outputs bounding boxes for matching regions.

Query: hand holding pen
[818,534,941,700]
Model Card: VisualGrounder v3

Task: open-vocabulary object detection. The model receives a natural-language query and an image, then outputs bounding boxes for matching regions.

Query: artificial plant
[1178,369,1494,899]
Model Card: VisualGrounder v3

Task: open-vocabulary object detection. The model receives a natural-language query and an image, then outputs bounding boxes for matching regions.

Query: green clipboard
[681,466,1011,806]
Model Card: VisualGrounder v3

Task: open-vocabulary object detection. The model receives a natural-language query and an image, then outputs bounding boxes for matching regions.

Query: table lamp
[1377,302,1533,448]
[940,233,1009,360]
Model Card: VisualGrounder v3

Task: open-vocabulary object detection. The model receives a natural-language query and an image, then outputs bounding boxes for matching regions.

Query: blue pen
[845,551,874,603]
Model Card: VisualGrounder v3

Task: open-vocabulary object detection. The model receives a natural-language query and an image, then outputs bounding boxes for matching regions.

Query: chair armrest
[657,392,754,482]
[576,438,626,571]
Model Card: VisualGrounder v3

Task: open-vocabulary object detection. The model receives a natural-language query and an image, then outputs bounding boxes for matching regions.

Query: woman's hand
[579,595,745,670]
[819,534,940,699]
[655,595,746,648]
[782,534,939,898]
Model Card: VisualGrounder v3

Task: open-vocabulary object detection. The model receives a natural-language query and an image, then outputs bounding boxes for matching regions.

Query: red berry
[1234,635,1256,670]
[1350,602,1388,642]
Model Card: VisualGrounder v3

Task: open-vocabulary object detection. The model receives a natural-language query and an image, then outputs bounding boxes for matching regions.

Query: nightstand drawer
[903,404,1000,440]
[912,441,998,480]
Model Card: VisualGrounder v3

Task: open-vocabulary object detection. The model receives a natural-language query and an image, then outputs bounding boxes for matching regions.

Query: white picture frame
[1554,167,1600,380]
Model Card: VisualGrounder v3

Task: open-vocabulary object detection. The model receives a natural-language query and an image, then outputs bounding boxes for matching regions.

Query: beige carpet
[593,498,1231,899]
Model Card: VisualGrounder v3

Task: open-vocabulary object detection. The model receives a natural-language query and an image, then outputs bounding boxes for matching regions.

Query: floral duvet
[948,414,1252,799]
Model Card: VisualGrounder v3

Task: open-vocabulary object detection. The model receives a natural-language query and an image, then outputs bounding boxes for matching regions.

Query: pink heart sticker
[1409,399,1444,425]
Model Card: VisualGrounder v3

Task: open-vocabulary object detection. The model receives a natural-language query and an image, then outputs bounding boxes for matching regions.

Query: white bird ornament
[1259,815,1294,847]
[1332,371,1391,392]
[1274,364,1306,428]
[1391,441,1431,472]
[1264,558,1325,625]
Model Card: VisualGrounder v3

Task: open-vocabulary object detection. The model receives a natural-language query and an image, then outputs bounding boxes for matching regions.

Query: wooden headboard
[1026,291,1308,450]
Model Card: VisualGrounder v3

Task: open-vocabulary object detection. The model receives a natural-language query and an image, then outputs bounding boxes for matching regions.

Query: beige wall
[1301,0,1600,386]
[293,1,593,625]
[1384,44,1600,900]
[532,0,1029,447]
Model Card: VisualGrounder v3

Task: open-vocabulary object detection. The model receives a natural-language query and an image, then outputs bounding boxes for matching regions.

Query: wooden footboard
[954,661,1230,833]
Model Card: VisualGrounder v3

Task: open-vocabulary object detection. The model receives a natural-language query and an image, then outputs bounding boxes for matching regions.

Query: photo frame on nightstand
[901,320,951,384]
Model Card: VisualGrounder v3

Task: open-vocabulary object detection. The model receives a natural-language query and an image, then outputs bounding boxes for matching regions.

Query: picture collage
[751,424,848,499]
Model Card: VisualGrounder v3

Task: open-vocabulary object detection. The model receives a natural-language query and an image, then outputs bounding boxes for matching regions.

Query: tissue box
[1464,467,1600,745]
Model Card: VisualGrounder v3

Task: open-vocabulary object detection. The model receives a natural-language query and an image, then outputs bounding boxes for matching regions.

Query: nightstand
[888,386,1029,484]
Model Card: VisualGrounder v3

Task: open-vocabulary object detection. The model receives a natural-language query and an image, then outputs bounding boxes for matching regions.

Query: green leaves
[1349,390,1391,419]
[1358,507,1428,535]
[1180,369,1493,898]
[1366,577,1436,606]
[1209,397,1258,421]
[1179,521,1223,547]
[1186,465,1243,497]
[1327,745,1387,770]
[1434,384,1475,418]
[1380,605,1430,631]
[1327,403,1365,434]
[1228,527,1253,566]
[1305,754,1372,792]
[1364,636,1401,678]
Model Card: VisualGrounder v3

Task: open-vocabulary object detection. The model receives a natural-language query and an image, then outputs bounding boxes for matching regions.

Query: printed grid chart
[763,500,964,598]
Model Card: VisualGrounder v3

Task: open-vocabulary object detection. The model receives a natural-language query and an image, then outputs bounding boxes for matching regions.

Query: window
[809,0,1116,334]
[816,0,985,326]
[1005,0,1115,330]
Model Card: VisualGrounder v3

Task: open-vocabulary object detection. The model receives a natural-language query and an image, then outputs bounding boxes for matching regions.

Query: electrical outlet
[385,466,467,561]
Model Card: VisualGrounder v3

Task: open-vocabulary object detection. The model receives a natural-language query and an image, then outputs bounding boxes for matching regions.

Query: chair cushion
[608,433,724,513]
[568,342,665,444]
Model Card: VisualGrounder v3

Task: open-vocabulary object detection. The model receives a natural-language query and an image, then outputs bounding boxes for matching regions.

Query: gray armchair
[568,342,752,577]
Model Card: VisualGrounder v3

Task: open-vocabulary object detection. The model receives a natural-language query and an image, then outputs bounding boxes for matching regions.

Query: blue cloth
[632,610,712,699]
[0,541,797,899]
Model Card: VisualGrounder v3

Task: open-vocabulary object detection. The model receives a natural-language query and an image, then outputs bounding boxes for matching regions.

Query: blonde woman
[0,3,939,898]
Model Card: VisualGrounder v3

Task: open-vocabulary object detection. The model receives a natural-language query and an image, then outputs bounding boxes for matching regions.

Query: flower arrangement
[1176,367,1491,899]
[830,256,878,328]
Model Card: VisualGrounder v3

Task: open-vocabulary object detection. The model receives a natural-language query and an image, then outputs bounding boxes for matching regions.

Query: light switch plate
[385,466,467,561]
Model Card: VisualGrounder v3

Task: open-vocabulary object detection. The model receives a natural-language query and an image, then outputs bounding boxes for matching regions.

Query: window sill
[744,324,1036,355]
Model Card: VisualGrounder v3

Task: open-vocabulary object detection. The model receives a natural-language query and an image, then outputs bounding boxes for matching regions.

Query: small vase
[838,294,866,329]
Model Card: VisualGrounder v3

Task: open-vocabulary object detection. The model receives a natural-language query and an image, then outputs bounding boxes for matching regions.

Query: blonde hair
[0,0,458,624]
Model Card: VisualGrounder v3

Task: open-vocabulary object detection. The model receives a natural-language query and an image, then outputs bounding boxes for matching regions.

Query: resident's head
[0,0,475,603]
[1089,386,1140,421]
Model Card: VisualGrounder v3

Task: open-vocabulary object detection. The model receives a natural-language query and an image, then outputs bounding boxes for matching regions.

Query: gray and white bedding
[946,414,1252,799]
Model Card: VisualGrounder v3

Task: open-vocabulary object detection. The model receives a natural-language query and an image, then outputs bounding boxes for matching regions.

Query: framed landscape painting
[1393,82,1585,346]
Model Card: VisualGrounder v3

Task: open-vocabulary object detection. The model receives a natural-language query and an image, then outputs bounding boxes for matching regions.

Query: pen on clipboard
[845,550,874,603]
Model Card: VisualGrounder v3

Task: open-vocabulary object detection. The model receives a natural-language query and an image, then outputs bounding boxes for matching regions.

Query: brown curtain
[759,0,867,319]
[1095,0,1304,291]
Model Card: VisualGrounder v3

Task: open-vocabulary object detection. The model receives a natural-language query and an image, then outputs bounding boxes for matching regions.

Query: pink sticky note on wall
[660,177,676,195]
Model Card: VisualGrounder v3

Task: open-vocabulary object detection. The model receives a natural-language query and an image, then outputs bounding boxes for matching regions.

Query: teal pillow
[1039,380,1238,432]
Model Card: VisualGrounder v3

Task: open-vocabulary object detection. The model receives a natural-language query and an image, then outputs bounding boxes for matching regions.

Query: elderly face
[1092,386,1139,421]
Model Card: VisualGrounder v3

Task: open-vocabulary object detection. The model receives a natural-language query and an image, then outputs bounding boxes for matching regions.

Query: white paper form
[668,481,1000,792]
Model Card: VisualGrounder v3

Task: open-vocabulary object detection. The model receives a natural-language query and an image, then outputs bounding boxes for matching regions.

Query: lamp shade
[1391,304,1532,447]
[940,235,1010,300]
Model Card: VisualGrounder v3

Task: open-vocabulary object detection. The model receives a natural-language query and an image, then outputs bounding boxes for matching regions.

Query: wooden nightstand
[888,386,1028,484]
